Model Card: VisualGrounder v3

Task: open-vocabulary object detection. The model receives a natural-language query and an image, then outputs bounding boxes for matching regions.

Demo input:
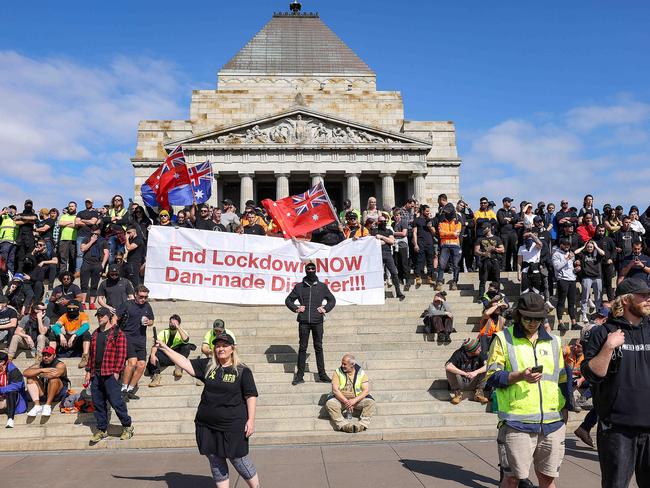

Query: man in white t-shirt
[517,232,547,300]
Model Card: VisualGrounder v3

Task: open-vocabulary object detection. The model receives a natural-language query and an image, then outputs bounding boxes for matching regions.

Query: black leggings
[80,262,103,297]
[1,391,18,419]
[556,279,577,322]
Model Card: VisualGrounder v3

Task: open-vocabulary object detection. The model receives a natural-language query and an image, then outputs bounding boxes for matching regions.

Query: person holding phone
[486,293,570,488]
[155,332,260,488]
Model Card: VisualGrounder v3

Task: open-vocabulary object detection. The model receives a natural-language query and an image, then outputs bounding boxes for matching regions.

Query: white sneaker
[27,405,43,417]
[588,298,596,309]
[545,300,555,311]
[41,405,52,417]
[581,314,589,324]
[5,418,14,428]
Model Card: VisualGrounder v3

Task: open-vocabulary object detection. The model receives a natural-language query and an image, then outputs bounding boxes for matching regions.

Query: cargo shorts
[497,423,566,480]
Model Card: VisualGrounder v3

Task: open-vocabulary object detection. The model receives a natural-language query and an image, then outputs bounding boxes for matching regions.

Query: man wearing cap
[85,307,133,442]
[286,262,336,385]
[497,197,520,272]
[375,213,405,300]
[343,211,369,239]
[13,199,38,274]
[23,345,69,418]
[51,301,92,368]
[474,224,505,299]
[445,338,488,405]
[201,319,237,357]
[147,314,194,387]
[486,293,569,488]
[581,279,650,486]
[75,198,99,274]
[0,205,18,275]
[97,264,135,313]
[338,199,361,222]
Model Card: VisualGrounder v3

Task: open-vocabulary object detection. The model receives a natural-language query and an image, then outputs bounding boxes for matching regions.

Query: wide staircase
[1,272,585,451]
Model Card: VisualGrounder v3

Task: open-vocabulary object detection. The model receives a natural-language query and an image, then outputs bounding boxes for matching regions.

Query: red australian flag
[262,182,337,238]
[141,146,192,209]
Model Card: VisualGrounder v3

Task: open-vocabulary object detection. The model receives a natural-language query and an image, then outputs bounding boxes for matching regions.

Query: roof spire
[289,2,302,14]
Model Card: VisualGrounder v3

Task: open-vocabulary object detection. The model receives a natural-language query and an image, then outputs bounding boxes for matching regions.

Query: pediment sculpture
[203,115,397,145]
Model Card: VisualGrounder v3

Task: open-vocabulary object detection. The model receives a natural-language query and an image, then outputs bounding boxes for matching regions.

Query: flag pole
[318,182,341,226]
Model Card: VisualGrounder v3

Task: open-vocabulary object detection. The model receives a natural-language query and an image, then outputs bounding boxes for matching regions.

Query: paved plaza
[0,437,629,488]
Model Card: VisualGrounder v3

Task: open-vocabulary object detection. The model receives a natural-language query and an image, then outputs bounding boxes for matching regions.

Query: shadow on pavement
[113,472,214,487]
[565,439,600,462]
[400,459,498,488]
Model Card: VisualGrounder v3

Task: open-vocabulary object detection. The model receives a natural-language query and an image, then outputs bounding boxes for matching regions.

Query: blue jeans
[75,236,85,272]
[437,245,461,283]
[107,235,124,265]
[90,374,131,431]
[0,242,16,273]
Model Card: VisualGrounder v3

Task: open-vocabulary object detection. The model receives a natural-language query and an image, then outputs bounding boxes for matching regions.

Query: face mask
[378,221,387,229]
[525,238,533,247]
[305,270,317,281]
[67,309,80,320]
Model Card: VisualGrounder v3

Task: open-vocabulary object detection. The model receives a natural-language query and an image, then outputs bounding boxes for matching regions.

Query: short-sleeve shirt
[18,315,51,341]
[202,328,237,349]
[0,307,18,328]
[82,236,108,265]
[446,347,485,373]
[376,227,395,258]
[619,254,650,282]
[478,236,504,261]
[190,358,258,432]
[97,278,134,309]
[518,244,541,265]
[414,217,434,247]
[126,235,146,264]
[56,312,90,335]
[76,209,100,239]
[116,300,154,339]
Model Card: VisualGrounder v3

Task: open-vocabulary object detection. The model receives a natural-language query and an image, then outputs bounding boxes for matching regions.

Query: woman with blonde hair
[362,196,380,223]
[156,332,260,488]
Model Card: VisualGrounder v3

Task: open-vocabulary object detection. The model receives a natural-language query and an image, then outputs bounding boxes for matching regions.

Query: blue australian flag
[187,161,213,204]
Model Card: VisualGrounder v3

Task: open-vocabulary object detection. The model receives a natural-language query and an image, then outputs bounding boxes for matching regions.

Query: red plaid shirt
[86,326,127,376]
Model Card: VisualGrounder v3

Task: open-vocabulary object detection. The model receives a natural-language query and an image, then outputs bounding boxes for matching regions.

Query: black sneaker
[291,376,304,386]
[318,375,332,383]
[121,390,129,403]
[571,323,583,331]
[404,283,411,292]
[558,322,569,332]
[397,293,405,301]
[127,390,140,401]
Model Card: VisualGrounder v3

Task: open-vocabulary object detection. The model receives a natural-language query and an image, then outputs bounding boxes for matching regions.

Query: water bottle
[44,292,49,305]
[346,409,353,420]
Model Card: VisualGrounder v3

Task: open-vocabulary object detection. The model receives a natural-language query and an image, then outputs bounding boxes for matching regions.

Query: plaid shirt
[86,326,127,376]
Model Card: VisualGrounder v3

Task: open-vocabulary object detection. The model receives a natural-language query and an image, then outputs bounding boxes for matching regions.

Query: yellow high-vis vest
[493,326,565,424]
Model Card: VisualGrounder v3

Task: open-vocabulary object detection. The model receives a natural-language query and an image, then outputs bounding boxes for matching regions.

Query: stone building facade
[131,7,461,212]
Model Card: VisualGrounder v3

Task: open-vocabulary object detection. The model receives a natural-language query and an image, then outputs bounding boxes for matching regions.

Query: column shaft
[346,173,361,211]
[414,173,426,203]
[240,173,254,210]
[276,173,289,200]
[381,173,395,210]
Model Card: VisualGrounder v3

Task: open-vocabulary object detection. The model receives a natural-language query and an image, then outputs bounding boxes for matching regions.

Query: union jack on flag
[188,161,213,204]
[160,145,186,177]
[292,182,329,216]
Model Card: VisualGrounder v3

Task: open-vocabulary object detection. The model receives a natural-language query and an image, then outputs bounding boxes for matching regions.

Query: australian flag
[188,161,213,204]
[141,145,193,208]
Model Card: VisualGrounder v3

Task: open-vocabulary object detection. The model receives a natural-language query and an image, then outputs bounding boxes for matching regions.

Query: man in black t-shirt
[14,199,38,273]
[242,208,266,236]
[617,241,650,285]
[46,271,83,322]
[193,205,214,230]
[497,197,520,272]
[474,225,505,299]
[124,224,145,287]
[75,198,100,273]
[445,337,488,405]
[0,295,18,348]
[97,264,135,313]
[375,214,405,300]
[116,285,154,400]
[80,225,109,308]
[412,205,437,286]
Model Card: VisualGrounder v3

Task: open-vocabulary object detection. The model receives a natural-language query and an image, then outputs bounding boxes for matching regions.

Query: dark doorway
[289,179,310,197]
[324,181,344,214]
[395,181,408,208]
[221,181,240,210]
[360,180,376,211]
[255,181,275,203]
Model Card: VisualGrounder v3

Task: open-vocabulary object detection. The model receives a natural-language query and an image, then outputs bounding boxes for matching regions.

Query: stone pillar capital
[380,171,396,177]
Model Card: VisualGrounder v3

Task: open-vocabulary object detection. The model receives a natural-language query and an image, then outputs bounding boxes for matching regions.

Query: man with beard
[58,202,78,273]
[0,205,18,276]
[74,198,100,274]
[487,293,569,488]
[581,279,650,487]
[285,262,336,385]
[14,199,38,273]
[497,197,520,272]
[23,346,69,418]
[474,224,505,299]
[437,203,462,291]
[592,224,617,301]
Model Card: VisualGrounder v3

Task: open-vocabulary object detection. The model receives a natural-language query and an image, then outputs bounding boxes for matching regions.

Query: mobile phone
[152,326,158,342]
[531,365,544,374]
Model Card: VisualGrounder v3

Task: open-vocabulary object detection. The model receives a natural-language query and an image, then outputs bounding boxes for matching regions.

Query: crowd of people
[1,192,650,488]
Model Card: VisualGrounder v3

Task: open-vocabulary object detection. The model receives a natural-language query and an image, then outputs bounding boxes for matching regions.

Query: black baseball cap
[212,333,235,346]
[222,199,234,206]
[616,279,650,297]
[345,211,358,220]
[212,319,225,330]
[502,197,513,203]
[108,264,120,274]
[95,307,113,317]
[533,215,543,224]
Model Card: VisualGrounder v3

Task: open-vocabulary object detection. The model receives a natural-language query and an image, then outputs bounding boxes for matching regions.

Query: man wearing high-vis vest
[486,292,570,488]
[326,354,375,433]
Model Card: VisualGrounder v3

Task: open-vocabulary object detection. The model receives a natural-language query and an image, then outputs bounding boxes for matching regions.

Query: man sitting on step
[325,354,376,433]
[23,346,69,418]
[445,338,489,405]
[201,319,237,357]
[147,314,195,387]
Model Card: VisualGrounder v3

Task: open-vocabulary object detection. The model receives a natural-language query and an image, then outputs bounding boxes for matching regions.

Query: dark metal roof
[221,14,374,75]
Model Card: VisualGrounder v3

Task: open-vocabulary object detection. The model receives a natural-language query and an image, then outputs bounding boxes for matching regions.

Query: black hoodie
[285,278,336,325]
[582,315,650,429]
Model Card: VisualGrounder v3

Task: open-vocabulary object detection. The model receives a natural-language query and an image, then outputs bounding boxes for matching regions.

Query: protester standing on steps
[285,261,336,385]
[85,307,133,443]
[486,293,570,488]
[581,278,650,488]
[155,332,261,488]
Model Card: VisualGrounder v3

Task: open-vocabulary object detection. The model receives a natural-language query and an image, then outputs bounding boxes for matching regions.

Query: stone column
[311,172,323,187]
[206,170,219,209]
[346,172,361,211]
[414,172,427,203]
[275,173,289,200]
[381,172,395,210]
[239,173,254,210]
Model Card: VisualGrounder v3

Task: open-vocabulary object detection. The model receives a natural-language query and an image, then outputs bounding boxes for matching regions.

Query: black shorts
[126,336,147,361]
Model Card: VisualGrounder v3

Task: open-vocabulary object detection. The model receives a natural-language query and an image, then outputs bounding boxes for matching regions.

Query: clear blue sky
[1,0,649,209]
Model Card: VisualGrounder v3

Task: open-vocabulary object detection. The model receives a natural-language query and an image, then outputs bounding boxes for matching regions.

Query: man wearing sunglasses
[193,204,214,231]
[486,293,569,488]
[581,279,650,487]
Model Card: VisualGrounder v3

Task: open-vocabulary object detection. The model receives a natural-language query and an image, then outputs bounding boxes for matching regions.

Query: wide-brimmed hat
[516,293,549,318]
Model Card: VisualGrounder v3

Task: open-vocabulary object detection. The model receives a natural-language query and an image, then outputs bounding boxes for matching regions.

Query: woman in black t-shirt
[156,332,260,488]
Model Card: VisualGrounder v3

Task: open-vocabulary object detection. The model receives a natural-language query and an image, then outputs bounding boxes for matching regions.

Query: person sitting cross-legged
[0,351,28,428]
[7,303,51,362]
[148,314,195,387]
[325,354,376,433]
[51,301,91,368]
[445,338,489,405]
[23,346,69,417]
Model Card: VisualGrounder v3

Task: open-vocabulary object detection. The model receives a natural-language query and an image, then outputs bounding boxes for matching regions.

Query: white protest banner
[144,226,385,305]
